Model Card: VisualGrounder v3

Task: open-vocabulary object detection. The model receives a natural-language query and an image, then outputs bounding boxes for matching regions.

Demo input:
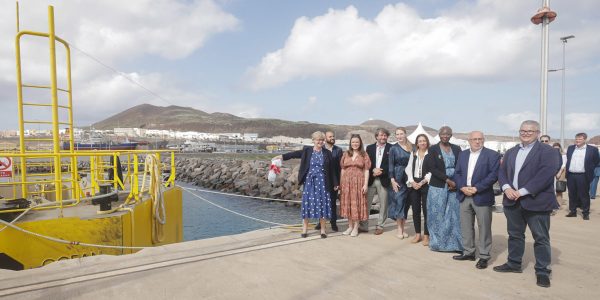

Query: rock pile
[175,157,303,204]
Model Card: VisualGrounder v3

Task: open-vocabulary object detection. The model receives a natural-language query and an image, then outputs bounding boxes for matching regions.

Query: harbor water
[179,182,301,241]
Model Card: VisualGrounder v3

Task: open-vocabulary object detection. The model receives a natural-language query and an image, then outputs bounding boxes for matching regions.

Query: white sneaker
[342,227,352,235]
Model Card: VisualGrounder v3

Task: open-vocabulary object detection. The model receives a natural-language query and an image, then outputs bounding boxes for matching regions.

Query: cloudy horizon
[0,0,598,138]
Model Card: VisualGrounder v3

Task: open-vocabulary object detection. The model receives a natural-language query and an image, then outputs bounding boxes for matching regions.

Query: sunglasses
[541,140,550,143]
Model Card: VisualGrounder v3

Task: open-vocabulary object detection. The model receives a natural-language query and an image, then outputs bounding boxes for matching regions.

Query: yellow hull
[0,187,183,270]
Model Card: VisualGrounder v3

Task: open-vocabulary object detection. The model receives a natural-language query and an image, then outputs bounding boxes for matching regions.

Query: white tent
[407,122,436,144]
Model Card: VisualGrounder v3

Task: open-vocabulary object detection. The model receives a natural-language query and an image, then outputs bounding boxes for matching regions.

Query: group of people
[275,120,599,288]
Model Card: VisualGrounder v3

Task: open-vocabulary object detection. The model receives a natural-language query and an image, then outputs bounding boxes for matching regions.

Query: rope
[182,187,301,204]
[142,154,167,243]
[181,187,302,228]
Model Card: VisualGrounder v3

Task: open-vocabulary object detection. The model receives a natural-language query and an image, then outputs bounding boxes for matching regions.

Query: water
[179,182,301,241]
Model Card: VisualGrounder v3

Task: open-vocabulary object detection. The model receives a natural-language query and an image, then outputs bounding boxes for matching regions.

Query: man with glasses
[453,131,500,270]
[495,120,560,288]
[539,135,551,144]
[565,133,599,220]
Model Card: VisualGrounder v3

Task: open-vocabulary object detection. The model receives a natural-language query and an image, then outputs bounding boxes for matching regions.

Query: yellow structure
[0,4,183,270]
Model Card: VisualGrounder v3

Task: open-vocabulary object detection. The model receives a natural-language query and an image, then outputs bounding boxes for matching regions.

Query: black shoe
[314,224,321,230]
[453,254,476,261]
[583,214,590,220]
[566,212,577,217]
[320,233,327,239]
[493,263,522,273]
[536,274,551,288]
[301,233,308,238]
[331,223,339,232]
[476,259,489,269]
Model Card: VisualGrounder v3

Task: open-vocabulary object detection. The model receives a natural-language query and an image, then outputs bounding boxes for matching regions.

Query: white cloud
[566,113,600,131]
[496,111,538,131]
[349,92,386,106]
[245,0,600,91]
[245,1,538,90]
[0,0,239,127]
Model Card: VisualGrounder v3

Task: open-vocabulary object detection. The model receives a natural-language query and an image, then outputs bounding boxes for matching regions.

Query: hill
[92,104,445,139]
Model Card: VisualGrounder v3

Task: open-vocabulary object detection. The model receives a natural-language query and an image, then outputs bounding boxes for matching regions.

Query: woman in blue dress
[275,131,338,238]
[388,127,412,239]
[424,126,463,252]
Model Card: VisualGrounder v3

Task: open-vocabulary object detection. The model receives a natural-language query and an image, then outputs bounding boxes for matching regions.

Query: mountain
[92,104,444,139]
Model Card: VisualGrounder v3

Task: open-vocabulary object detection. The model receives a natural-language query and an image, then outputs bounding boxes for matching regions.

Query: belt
[570,172,585,175]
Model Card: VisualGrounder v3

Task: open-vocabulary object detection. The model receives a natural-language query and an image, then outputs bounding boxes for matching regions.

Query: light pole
[531,0,557,135]
[549,35,574,148]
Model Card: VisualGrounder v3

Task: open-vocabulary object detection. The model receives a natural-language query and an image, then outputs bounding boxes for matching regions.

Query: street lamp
[549,35,575,148]
[531,0,557,135]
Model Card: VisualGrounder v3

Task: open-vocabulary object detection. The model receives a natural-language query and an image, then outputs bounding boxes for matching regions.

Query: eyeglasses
[540,139,550,143]
[469,138,484,141]
[519,130,538,135]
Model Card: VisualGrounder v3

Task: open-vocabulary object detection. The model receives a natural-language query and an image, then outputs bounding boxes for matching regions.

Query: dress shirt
[569,144,587,173]
[405,150,431,185]
[466,148,481,186]
[502,142,534,196]
[376,144,385,169]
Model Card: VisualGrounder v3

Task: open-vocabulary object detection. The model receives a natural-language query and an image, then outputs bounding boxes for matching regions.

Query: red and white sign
[0,157,13,177]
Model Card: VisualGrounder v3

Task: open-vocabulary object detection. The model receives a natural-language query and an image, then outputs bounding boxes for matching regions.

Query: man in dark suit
[452,131,500,270]
[565,132,600,220]
[494,120,560,288]
[315,130,343,231]
[359,128,392,235]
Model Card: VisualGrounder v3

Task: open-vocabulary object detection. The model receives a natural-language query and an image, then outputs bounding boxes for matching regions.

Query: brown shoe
[374,228,384,235]
[411,234,422,244]
[422,235,430,246]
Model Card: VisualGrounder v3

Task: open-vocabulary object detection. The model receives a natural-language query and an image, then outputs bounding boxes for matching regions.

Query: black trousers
[567,173,591,215]
[408,182,429,235]
[330,190,338,224]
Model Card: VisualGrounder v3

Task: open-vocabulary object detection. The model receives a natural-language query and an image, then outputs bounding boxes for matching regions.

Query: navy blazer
[425,143,462,188]
[454,147,501,206]
[366,143,392,187]
[565,144,600,183]
[498,141,560,211]
[282,146,338,192]
[326,144,344,182]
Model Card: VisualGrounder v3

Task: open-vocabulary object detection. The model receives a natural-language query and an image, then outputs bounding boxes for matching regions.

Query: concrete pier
[1,202,599,299]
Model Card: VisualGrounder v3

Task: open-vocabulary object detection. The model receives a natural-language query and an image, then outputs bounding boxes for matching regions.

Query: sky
[0,0,598,138]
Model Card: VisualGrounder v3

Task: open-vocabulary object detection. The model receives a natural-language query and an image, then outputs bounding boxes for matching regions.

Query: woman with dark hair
[388,127,412,239]
[274,131,338,238]
[424,126,463,252]
[405,134,431,245]
[339,134,371,237]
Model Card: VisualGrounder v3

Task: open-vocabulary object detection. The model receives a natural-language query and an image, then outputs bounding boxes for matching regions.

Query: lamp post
[549,35,574,148]
[531,0,557,135]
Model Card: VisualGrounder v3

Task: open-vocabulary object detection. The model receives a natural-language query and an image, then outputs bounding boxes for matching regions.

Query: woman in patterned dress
[424,126,463,252]
[275,131,338,238]
[388,127,412,239]
[339,134,371,237]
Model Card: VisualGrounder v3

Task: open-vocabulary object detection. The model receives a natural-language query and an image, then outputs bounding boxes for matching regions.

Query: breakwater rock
[175,157,302,204]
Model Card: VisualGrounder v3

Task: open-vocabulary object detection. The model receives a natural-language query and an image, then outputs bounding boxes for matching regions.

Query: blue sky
[0,0,599,138]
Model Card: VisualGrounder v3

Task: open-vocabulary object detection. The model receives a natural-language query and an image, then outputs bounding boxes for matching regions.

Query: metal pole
[539,0,550,135]
[560,40,565,148]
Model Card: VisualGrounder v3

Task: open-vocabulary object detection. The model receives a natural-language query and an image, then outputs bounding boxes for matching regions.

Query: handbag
[556,180,567,193]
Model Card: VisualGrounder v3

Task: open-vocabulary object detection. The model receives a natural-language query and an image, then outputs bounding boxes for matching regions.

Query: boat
[0,4,183,270]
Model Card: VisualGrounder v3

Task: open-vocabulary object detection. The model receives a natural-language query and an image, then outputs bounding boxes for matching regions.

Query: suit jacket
[326,144,343,181]
[498,141,560,211]
[454,147,501,206]
[366,143,392,187]
[565,144,600,183]
[424,143,462,188]
[282,146,338,191]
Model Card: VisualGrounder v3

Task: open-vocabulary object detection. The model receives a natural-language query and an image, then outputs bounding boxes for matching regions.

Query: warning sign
[0,157,13,177]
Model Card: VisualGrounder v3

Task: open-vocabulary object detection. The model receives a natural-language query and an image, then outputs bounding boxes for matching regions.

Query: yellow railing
[0,150,177,214]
